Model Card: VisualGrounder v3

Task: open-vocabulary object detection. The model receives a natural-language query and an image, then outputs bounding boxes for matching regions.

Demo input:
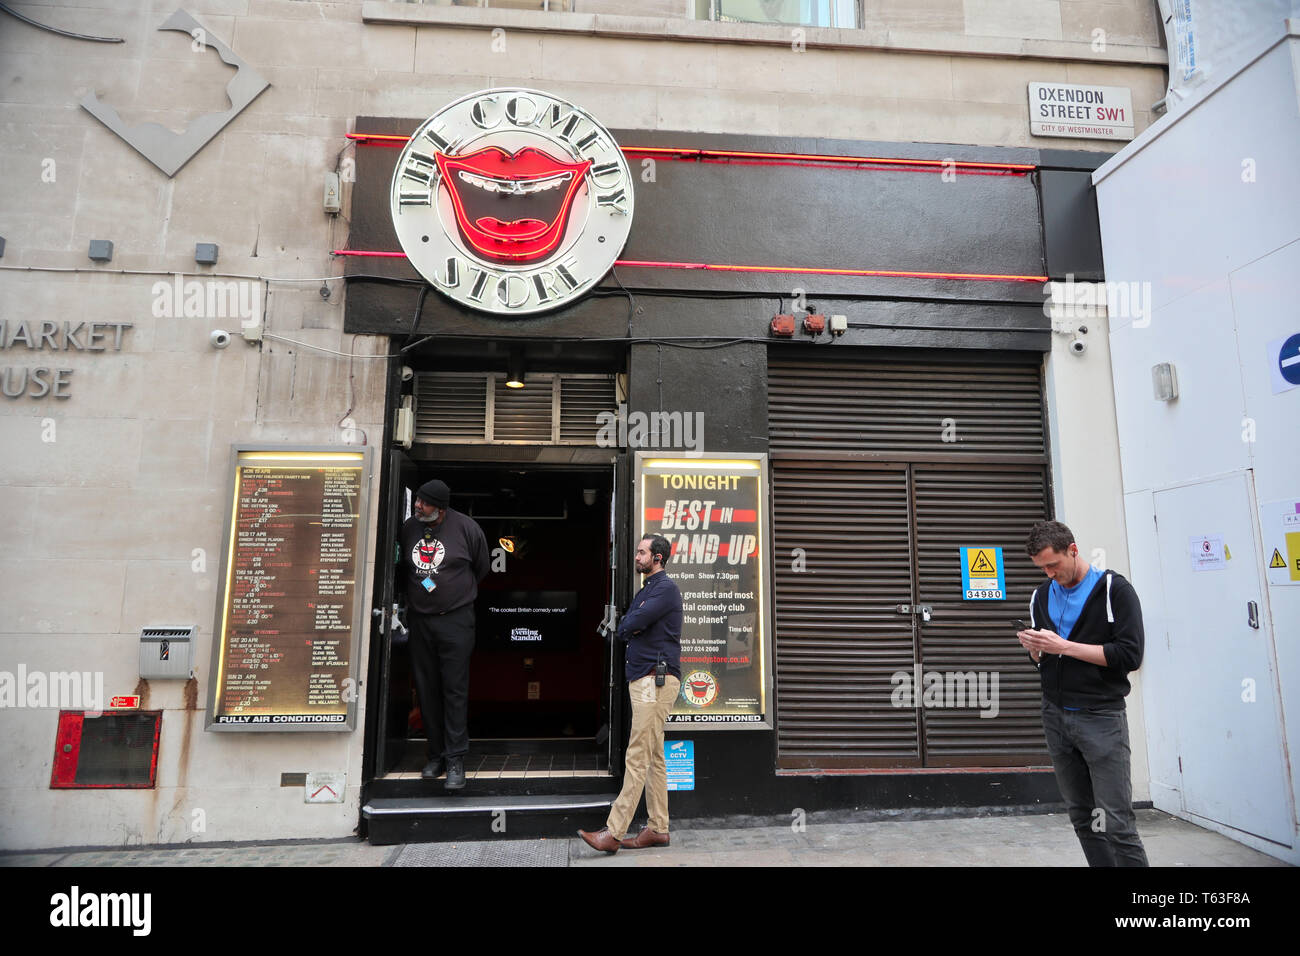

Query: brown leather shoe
[577,828,620,854]
[620,825,670,849]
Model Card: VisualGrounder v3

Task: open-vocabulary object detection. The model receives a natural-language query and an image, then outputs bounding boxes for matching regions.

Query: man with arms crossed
[1019,519,1148,866]
[579,533,682,853]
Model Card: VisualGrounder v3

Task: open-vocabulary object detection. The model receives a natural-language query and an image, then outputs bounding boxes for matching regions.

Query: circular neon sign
[390,88,634,316]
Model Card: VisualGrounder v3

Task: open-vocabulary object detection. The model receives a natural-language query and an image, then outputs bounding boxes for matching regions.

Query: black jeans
[408,604,476,759]
[1041,698,1149,867]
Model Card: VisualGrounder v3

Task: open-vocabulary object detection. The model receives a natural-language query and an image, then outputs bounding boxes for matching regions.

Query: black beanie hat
[416,479,450,507]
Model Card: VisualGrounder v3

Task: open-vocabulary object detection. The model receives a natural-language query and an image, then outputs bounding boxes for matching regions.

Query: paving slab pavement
[568,809,1286,867]
[0,809,1288,868]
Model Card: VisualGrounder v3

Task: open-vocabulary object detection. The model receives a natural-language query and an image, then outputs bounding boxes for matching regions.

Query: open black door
[373,449,418,776]
[604,453,632,775]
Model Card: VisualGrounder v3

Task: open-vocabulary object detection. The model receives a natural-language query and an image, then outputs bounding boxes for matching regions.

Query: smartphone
[1011,618,1028,630]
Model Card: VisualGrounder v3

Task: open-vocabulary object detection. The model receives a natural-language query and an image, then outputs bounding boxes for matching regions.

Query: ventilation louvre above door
[413,372,615,445]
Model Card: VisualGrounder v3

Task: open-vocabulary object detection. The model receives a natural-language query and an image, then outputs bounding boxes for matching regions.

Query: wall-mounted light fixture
[1152,362,1179,402]
[506,349,525,388]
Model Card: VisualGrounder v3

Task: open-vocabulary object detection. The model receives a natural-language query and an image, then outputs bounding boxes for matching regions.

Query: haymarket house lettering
[0,319,133,399]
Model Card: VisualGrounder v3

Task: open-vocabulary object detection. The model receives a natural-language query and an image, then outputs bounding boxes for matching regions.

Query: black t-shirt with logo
[399,508,490,615]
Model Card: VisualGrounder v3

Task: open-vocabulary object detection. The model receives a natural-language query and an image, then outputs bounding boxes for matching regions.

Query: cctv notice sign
[206,446,372,731]
[1028,82,1134,140]
[635,453,771,729]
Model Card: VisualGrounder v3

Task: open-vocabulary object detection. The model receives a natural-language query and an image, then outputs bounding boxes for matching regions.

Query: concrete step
[367,772,615,800]
[363,793,618,845]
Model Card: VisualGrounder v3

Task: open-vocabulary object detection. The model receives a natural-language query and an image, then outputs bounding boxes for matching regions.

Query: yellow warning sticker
[1261,498,1300,586]
[967,548,998,576]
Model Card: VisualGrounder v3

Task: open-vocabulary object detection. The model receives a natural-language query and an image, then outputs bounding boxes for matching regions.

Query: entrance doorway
[374,459,620,785]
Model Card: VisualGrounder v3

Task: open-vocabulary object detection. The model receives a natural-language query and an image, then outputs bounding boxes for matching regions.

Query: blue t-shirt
[1049,566,1102,642]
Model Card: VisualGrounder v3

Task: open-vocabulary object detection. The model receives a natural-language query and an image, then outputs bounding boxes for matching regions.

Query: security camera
[1069,338,1087,355]
[400,365,415,382]
[210,329,232,349]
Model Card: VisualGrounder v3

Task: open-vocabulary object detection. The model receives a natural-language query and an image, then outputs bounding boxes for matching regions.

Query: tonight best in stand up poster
[636,454,771,727]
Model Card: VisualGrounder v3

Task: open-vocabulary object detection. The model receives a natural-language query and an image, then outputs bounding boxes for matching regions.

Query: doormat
[393,839,569,867]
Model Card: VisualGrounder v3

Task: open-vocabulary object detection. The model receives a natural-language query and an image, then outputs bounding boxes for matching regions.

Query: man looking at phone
[578,533,682,853]
[1018,520,1149,867]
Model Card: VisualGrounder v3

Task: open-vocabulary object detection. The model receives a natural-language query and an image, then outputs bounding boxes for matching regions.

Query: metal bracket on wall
[80,9,270,177]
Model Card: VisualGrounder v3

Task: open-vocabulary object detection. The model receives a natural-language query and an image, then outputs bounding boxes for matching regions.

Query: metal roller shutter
[770,351,1051,770]
[773,461,918,766]
[769,357,1046,456]
[913,465,1052,766]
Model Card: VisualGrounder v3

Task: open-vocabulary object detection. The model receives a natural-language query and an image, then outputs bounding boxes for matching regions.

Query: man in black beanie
[399,478,489,789]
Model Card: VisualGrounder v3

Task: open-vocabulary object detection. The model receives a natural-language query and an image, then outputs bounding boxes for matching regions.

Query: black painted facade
[348,116,1112,826]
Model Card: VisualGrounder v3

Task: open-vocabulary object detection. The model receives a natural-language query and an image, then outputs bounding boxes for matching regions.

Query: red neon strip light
[348,133,410,144]
[679,156,1020,178]
[345,133,1035,173]
[622,146,1035,173]
[331,249,1046,282]
[616,259,1048,283]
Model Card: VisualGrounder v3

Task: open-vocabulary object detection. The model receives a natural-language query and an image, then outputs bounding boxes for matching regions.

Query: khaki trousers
[606,674,680,840]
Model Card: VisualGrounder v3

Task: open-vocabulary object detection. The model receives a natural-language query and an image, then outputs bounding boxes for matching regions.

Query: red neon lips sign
[390,89,634,316]
[435,146,593,263]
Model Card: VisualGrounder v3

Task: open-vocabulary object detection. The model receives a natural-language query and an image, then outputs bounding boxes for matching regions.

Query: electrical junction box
[394,396,414,448]
[139,626,195,679]
[324,172,341,214]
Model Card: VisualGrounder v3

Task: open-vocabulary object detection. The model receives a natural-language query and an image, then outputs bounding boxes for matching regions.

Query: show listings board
[206,447,371,732]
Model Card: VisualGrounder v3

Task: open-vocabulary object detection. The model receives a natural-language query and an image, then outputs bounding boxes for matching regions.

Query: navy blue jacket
[618,571,682,682]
